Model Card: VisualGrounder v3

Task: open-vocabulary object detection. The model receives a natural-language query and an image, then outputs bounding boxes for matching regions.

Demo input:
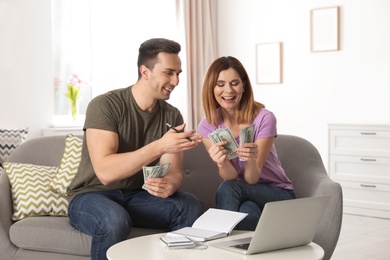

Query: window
[52,0,92,125]
[52,0,186,125]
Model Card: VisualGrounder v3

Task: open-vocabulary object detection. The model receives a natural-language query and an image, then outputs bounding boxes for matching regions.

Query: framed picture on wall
[310,6,340,52]
[256,42,282,84]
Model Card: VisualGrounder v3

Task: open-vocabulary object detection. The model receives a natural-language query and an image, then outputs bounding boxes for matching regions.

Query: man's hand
[145,176,175,198]
[160,124,202,154]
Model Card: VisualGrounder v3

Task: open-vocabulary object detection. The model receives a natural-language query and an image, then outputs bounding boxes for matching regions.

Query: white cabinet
[329,124,390,219]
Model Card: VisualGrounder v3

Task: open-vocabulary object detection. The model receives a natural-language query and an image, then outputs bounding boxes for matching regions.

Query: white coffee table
[107,231,324,260]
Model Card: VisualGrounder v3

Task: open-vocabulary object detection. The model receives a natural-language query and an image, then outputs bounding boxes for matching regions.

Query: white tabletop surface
[107,231,324,260]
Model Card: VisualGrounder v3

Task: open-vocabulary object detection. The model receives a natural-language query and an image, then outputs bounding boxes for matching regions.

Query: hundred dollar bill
[142,163,171,190]
[239,124,255,146]
[239,124,256,161]
[208,128,239,160]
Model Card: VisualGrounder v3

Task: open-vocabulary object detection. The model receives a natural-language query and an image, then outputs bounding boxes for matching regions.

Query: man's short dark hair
[137,38,181,79]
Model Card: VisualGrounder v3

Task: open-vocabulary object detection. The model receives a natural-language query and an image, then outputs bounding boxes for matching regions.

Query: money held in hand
[238,124,255,161]
[142,163,171,190]
[208,124,256,160]
[208,128,239,160]
[239,124,255,146]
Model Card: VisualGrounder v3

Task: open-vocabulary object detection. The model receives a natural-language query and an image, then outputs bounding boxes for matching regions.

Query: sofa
[0,134,342,260]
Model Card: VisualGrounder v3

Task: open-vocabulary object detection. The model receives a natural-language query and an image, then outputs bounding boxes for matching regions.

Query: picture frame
[310,6,340,52]
[256,42,282,84]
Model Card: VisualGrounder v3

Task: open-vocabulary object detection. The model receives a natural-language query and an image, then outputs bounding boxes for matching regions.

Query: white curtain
[52,0,92,117]
[176,0,218,129]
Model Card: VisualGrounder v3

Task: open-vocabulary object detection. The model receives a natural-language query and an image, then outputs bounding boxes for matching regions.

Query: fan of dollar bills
[208,124,255,160]
[142,163,171,190]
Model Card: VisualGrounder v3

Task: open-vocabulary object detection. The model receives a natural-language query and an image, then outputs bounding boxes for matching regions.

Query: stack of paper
[160,235,195,249]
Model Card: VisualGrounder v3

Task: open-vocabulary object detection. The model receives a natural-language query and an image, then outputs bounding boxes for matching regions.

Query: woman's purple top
[198,108,293,190]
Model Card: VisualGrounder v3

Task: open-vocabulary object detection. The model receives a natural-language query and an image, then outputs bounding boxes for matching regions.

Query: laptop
[210,195,330,255]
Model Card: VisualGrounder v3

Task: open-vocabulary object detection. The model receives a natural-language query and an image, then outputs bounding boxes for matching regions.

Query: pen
[166,123,193,142]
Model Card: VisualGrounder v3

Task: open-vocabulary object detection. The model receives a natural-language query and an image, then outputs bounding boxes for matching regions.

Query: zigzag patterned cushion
[50,134,82,195]
[2,162,68,221]
[0,128,29,165]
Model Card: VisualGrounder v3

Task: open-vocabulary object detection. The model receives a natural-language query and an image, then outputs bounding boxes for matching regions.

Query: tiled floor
[331,214,390,259]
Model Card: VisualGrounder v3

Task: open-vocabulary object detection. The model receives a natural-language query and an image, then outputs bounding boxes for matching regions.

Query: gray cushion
[0,128,29,164]
[181,144,222,211]
[10,217,91,256]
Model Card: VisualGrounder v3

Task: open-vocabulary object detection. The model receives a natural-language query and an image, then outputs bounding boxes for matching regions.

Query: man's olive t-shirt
[66,86,184,202]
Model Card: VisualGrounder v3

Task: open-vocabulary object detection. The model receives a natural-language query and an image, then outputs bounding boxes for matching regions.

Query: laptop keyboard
[231,243,250,250]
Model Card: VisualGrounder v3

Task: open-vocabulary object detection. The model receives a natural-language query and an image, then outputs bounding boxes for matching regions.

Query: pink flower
[69,73,82,86]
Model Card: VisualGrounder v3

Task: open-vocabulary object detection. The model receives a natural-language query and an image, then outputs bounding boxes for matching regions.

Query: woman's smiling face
[214,68,244,111]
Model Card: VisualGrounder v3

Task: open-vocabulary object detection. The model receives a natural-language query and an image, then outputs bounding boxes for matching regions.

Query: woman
[198,56,295,230]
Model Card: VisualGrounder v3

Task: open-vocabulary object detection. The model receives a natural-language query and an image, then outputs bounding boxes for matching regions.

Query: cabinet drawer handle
[360,132,376,135]
[360,184,376,188]
[360,158,377,162]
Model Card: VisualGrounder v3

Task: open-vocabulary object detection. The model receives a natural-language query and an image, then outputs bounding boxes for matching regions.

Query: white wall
[217,0,390,167]
[0,0,52,138]
[1,0,390,169]
[0,0,184,137]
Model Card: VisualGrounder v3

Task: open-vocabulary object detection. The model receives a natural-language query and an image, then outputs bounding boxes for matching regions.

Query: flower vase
[65,74,82,122]
[69,100,79,122]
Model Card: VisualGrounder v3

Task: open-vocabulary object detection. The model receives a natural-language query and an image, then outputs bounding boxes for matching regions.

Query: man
[67,38,203,260]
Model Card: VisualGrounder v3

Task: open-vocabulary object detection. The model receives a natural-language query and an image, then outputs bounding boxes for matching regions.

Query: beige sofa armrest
[0,168,18,256]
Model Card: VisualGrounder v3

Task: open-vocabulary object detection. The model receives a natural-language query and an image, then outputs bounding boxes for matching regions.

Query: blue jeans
[68,190,203,260]
[216,180,295,231]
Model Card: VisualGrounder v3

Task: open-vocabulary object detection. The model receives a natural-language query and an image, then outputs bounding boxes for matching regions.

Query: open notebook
[169,208,247,241]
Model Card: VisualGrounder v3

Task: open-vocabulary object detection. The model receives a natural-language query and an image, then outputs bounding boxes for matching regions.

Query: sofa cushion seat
[9,216,165,256]
[10,216,91,256]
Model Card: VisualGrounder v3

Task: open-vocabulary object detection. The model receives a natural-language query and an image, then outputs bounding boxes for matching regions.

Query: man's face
[148,52,182,100]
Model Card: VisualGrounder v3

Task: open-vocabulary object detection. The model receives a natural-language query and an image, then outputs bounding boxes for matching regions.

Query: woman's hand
[208,140,228,167]
[202,138,239,180]
[237,142,259,161]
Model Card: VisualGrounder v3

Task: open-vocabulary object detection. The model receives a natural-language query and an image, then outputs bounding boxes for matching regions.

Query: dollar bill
[239,124,255,146]
[239,124,255,161]
[208,124,256,161]
[142,163,171,190]
[208,128,239,160]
